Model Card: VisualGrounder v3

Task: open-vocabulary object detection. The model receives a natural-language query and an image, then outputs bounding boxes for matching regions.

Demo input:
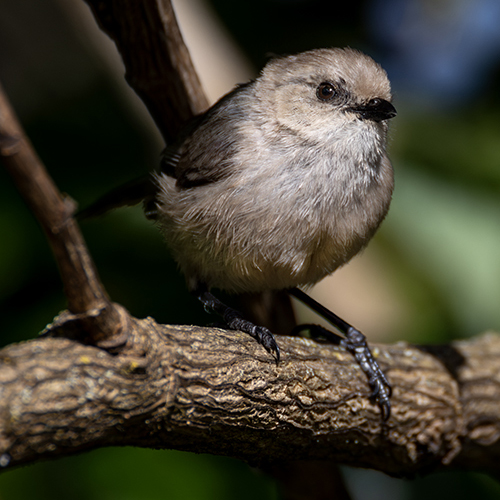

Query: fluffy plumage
[154,48,395,294]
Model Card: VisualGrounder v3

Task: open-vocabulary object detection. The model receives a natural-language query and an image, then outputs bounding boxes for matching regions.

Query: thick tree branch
[0,317,499,475]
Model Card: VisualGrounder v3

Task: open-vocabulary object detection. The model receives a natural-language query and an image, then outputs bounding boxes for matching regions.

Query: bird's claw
[225,312,280,363]
[341,327,392,420]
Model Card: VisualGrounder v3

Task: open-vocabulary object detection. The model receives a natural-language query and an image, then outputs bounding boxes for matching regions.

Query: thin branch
[0,82,125,347]
[0,316,499,475]
[0,0,214,349]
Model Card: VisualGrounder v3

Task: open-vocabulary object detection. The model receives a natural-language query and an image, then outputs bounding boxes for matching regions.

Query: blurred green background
[1,0,500,498]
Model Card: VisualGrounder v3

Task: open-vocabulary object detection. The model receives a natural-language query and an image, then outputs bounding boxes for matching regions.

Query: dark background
[1,0,500,498]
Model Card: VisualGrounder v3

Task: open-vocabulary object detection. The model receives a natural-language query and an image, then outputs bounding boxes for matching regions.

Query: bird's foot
[292,322,391,419]
[197,289,280,363]
[341,327,391,420]
[224,309,280,363]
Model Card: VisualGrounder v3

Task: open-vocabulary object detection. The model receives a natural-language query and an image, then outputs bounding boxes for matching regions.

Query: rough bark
[0,311,499,476]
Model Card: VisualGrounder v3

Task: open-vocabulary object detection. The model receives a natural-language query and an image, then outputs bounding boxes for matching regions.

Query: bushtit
[83,48,397,418]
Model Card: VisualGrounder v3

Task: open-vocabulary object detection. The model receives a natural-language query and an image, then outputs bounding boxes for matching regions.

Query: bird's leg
[291,323,344,344]
[194,288,280,363]
[288,287,391,420]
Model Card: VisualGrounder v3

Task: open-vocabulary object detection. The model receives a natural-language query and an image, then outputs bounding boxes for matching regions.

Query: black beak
[349,98,397,123]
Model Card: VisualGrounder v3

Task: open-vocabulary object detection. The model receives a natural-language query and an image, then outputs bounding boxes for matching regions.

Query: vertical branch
[82,0,297,333]
[84,0,209,141]
[0,82,125,344]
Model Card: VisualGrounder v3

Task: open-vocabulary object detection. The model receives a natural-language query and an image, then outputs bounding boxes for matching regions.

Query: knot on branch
[42,303,131,352]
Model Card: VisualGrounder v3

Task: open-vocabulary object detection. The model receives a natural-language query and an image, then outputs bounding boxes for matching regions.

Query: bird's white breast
[155,117,393,293]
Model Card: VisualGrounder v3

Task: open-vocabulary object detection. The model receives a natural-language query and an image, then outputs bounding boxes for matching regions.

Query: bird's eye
[316,82,336,101]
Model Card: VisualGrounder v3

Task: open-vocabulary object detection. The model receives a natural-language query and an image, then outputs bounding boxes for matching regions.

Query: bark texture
[0,311,499,476]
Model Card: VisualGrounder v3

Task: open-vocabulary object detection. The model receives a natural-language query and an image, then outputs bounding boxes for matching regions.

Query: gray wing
[161,82,253,189]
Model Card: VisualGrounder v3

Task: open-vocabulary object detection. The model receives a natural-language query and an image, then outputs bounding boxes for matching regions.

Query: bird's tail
[76,176,157,220]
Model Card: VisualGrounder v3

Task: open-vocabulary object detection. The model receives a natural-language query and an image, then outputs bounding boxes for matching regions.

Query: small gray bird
[83,48,397,418]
